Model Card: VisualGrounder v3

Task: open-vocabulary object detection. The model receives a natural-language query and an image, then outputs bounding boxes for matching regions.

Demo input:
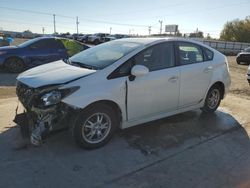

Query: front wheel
[72,104,118,149]
[4,57,25,73]
[201,86,222,113]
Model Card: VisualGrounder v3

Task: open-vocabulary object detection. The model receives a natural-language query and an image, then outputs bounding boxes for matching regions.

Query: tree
[220,17,250,43]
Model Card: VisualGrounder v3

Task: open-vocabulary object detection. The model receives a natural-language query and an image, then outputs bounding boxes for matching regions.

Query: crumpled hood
[17,60,96,88]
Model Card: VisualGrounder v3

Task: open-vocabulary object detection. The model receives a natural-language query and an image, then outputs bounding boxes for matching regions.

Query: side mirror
[131,65,149,77]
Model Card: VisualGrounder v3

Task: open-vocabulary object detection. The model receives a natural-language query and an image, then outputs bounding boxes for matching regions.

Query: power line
[0,6,148,28]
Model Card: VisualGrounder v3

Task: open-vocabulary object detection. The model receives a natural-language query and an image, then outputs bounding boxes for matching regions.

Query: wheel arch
[82,100,123,127]
[3,56,25,66]
[208,81,225,99]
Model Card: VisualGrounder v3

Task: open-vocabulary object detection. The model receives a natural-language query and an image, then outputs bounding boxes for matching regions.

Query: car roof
[117,37,214,50]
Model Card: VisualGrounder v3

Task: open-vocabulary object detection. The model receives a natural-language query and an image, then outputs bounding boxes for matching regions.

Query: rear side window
[178,42,204,65]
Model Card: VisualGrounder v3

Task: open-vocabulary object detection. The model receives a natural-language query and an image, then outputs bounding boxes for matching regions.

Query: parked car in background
[104,34,130,42]
[15,38,230,149]
[236,47,250,65]
[76,34,84,41]
[0,37,89,73]
[77,34,91,43]
[87,33,109,45]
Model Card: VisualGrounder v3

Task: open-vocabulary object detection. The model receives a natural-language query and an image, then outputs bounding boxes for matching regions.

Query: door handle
[204,66,213,73]
[168,76,178,83]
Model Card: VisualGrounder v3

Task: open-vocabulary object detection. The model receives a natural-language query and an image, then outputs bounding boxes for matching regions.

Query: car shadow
[1,109,248,153]
[0,69,18,86]
[0,109,250,187]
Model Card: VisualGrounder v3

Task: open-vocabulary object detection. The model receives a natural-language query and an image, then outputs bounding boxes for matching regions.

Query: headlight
[41,90,61,106]
[0,51,7,55]
[40,86,79,107]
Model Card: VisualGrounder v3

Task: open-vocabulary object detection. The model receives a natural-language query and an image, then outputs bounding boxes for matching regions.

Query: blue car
[0,37,89,73]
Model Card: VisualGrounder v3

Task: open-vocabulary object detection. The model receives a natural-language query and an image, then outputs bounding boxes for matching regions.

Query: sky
[0,0,250,38]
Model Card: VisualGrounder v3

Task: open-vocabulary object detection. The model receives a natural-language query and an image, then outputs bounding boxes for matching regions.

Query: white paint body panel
[179,61,212,108]
[127,66,180,121]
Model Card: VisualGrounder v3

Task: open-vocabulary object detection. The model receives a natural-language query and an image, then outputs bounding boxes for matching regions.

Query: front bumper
[15,81,77,145]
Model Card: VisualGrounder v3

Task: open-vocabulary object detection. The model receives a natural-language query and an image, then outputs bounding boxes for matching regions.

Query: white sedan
[16,38,231,149]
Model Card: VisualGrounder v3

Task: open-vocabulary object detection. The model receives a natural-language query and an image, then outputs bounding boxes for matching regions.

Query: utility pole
[110,27,112,34]
[159,20,163,34]
[53,14,56,34]
[129,29,134,35]
[76,16,79,36]
[42,27,45,35]
[148,26,151,36]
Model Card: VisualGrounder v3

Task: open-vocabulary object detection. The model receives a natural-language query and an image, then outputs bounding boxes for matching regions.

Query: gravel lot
[0,55,250,187]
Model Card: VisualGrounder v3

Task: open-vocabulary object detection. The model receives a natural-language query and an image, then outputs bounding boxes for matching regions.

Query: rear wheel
[72,104,118,149]
[201,85,222,113]
[4,57,25,73]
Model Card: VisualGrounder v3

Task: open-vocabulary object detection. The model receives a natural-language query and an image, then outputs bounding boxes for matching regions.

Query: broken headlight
[41,90,61,106]
[40,86,79,107]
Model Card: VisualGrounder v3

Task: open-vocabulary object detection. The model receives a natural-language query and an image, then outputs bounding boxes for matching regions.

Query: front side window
[110,42,175,78]
[134,42,175,71]
[178,42,204,65]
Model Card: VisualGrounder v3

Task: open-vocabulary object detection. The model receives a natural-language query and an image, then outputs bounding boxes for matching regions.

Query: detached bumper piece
[13,110,55,146]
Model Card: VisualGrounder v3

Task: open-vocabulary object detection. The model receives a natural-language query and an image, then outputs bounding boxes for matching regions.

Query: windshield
[18,37,42,47]
[69,40,142,69]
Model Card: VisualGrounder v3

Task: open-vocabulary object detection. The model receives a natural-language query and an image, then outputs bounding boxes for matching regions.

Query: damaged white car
[15,38,231,149]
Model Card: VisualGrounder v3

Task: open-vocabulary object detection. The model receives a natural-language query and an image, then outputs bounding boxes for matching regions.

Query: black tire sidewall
[202,86,222,113]
[73,104,118,149]
[5,57,25,73]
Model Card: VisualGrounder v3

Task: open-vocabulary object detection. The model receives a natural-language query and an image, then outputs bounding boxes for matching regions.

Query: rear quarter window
[203,48,214,61]
[59,39,84,57]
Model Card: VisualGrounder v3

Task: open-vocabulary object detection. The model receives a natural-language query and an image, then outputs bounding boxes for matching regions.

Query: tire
[201,85,222,113]
[4,57,25,73]
[72,104,118,149]
[94,39,99,45]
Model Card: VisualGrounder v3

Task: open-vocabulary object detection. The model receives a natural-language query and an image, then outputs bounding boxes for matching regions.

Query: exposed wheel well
[4,56,24,66]
[211,81,225,99]
[84,100,122,125]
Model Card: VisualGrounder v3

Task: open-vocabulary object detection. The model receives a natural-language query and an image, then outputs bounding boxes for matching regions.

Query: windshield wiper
[67,59,97,70]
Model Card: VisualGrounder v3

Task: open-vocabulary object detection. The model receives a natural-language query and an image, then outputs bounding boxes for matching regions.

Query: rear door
[177,42,213,108]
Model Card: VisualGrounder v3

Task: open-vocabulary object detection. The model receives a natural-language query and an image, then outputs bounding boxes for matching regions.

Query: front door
[127,42,180,121]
